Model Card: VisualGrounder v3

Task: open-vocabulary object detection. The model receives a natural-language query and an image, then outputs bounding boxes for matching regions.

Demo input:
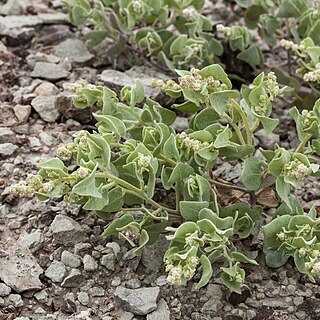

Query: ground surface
[1,0,320,320]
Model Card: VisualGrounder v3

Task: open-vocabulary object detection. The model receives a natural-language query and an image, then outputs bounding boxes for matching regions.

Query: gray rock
[13,104,32,123]
[106,242,121,256]
[34,290,49,303]
[0,283,11,297]
[34,82,59,96]
[8,293,23,307]
[90,286,105,297]
[141,236,168,272]
[147,299,170,320]
[201,299,223,314]
[0,143,18,157]
[39,132,54,146]
[54,39,94,65]
[61,251,82,268]
[0,128,14,144]
[100,253,116,271]
[51,214,88,246]
[77,291,89,306]
[13,318,30,320]
[37,13,68,24]
[0,0,25,15]
[54,92,96,124]
[99,66,171,99]
[61,268,83,288]
[31,62,69,81]
[45,261,66,283]
[114,286,160,316]
[255,129,280,150]
[0,15,42,29]
[18,230,44,253]
[0,246,43,292]
[83,255,98,271]
[31,96,60,122]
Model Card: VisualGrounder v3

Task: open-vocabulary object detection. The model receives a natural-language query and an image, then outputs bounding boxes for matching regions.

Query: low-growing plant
[60,0,264,70]
[13,64,320,292]
[234,0,320,94]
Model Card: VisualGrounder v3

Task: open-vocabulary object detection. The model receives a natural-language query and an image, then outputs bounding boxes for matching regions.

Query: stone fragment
[100,253,116,271]
[51,214,88,246]
[0,128,14,143]
[83,255,98,271]
[114,286,160,316]
[61,269,83,288]
[54,39,94,64]
[141,236,168,271]
[147,299,170,320]
[99,66,171,99]
[0,283,11,297]
[8,293,24,307]
[54,92,96,123]
[13,104,31,123]
[90,286,105,297]
[0,143,18,157]
[31,96,60,122]
[77,291,89,306]
[34,290,49,303]
[45,261,66,283]
[31,62,69,81]
[18,230,44,253]
[0,0,25,15]
[61,251,82,268]
[0,15,42,29]
[255,129,280,150]
[34,82,59,96]
[0,247,43,292]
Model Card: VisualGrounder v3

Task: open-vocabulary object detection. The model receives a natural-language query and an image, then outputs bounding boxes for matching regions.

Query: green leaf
[260,117,279,134]
[171,101,199,114]
[163,133,180,162]
[220,270,242,294]
[71,5,88,25]
[168,162,194,184]
[134,229,149,256]
[237,45,263,69]
[83,189,109,210]
[169,221,199,243]
[276,176,291,209]
[102,213,134,236]
[195,255,213,289]
[102,186,124,212]
[244,5,266,29]
[241,157,262,191]
[210,90,239,115]
[37,158,68,177]
[73,169,102,198]
[180,201,209,221]
[231,252,258,265]
[193,108,220,130]
[199,64,232,89]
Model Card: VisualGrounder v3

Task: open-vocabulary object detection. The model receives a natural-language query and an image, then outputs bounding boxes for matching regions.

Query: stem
[295,134,312,153]
[175,181,181,212]
[223,112,246,145]
[158,154,177,166]
[99,171,179,215]
[208,177,248,193]
[230,100,252,145]
[250,119,260,133]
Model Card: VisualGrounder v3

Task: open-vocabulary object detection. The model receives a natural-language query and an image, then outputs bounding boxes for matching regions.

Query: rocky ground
[1,0,320,320]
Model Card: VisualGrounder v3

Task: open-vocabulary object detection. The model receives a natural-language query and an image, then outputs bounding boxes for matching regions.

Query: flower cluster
[303,67,320,82]
[165,255,199,285]
[177,132,210,152]
[283,159,311,181]
[280,39,301,51]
